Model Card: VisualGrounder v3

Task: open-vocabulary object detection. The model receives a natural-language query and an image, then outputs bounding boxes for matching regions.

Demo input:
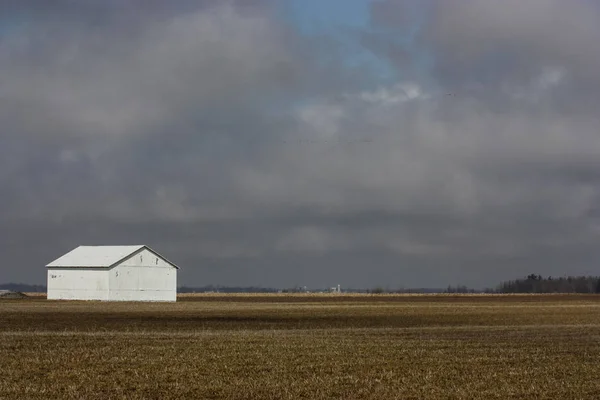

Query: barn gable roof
[46,245,179,269]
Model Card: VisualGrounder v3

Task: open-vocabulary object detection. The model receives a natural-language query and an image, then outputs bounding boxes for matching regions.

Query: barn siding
[108,249,177,301]
[119,248,174,269]
[109,265,176,301]
[47,268,110,300]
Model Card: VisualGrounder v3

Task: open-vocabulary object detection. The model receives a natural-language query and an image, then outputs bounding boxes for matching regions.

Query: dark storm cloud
[0,0,269,19]
[2,0,600,288]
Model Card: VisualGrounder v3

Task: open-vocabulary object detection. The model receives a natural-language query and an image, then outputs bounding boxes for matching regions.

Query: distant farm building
[46,245,178,302]
[0,290,27,299]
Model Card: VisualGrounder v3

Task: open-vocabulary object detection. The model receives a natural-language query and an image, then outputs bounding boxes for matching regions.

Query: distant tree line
[0,283,46,292]
[444,285,479,294]
[370,275,600,294]
[178,285,278,293]
[494,274,600,294]
[368,287,446,294]
[4,275,600,294]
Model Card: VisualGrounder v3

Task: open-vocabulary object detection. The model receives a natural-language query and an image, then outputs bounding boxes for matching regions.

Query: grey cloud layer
[426,0,600,86]
[1,1,600,288]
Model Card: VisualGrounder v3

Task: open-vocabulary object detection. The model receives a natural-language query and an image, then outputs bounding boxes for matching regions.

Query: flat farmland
[2,295,600,399]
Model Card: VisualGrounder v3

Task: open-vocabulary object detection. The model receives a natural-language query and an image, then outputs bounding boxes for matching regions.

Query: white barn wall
[120,248,173,269]
[108,248,177,302]
[47,268,110,300]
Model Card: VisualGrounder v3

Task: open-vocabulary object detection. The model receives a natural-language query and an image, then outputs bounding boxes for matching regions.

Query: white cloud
[359,82,427,105]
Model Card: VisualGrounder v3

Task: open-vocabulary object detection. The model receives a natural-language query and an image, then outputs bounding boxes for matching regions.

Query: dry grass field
[2,294,600,399]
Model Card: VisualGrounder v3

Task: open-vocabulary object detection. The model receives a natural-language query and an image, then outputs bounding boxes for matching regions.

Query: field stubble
[1,294,600,399]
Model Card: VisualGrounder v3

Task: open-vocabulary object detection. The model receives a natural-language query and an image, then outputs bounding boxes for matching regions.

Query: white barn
[46,245,179,302]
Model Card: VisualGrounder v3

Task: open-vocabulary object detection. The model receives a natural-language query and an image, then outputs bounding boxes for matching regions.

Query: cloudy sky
[1,0,600,289]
